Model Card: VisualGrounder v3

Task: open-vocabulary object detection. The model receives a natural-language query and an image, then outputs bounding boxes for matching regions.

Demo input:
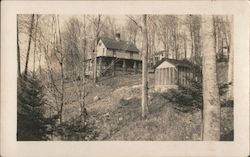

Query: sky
[59,15,128,30]
[19,14,132,72]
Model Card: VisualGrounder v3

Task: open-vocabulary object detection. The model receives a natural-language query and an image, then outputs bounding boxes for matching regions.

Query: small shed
[154,58,194,92]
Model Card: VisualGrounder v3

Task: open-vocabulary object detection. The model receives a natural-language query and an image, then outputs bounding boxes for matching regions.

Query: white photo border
[1,1,249,157]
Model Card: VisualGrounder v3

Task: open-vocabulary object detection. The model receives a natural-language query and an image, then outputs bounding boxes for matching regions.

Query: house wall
[96,40,140,60]
[155,61,192,92]
[155,61,178,92]
[153,54,165,64]
[96,40,107,56]
[178,67,192,86]
[106,49,139,60]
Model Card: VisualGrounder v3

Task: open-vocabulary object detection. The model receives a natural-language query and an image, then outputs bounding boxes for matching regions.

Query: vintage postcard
[1,1,249,157]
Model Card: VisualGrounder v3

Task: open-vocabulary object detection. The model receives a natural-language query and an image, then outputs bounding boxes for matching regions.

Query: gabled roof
[99,37,139,53]
[154,58,194,69]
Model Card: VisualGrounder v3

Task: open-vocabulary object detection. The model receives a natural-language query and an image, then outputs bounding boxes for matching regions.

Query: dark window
[130,52,133,58]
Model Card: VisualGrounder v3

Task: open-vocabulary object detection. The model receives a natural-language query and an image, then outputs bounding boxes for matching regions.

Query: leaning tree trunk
[32,15,39,77]
[24,14,35,76]
[227,17,234,100]
[80,38,87,120]
[202,15,221,141]
[141,14,149,118]
[59,58,64,124]
[17,17,21,77]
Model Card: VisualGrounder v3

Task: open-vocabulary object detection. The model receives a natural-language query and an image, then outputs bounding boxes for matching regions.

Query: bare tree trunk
[80,15,88,121]
[38,40,42,76]
[184,35,187,59]
[190,31,194,62]
[175,41,178,60]
[202,16,221,141]
[141,15,149,118]
[213,17,218,58]
[93,15,101,83]
[166,29,169,58]
[59,60,64,124]
[197,32,202,65]
[93,56,97,83]
[57,15,65,124]
[164,43,167,58]
[227,17,233,100]
[81,38,87,119]
[24,14,35,76]
[17,17,21,77]
[32,15,39,77]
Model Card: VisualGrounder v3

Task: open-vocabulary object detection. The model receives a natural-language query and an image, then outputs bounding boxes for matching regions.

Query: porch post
[122,59,127,72]
[98,57,102,77]
[133,61,137,74]
[112,58,115,76]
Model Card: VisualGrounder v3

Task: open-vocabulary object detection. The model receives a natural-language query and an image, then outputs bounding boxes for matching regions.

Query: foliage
[161,77,203,112]
[55,116,97,141]
[161,71,233,113]
[17,74,56,141]
[220,99,234,108]
[218,82,232,97]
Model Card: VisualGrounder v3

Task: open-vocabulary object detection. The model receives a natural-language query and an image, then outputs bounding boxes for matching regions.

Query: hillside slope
[47,72,233,141]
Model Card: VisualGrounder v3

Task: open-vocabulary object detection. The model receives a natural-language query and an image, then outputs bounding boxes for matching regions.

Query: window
[113,50,116,57]
[103,48,105,54]
[130,52,133,58]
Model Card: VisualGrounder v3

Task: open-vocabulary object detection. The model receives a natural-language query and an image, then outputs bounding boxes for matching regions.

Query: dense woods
[17,14,233,141]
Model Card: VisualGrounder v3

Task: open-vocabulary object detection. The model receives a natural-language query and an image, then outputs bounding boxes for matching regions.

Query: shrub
[55,116,97,140]
[161,78,203,112]
[17,74,55,141]
[161,74,232,112]
[221,99,234,108]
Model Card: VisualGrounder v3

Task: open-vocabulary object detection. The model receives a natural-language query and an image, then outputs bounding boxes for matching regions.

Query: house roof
[99,37,139,53]
[154,58,194,69]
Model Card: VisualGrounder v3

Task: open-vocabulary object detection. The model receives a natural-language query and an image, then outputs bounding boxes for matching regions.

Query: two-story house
[92,33,142,78]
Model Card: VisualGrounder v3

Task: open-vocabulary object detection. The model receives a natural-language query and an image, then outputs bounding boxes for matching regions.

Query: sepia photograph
[1,1,249,157]
[17,14,233,141]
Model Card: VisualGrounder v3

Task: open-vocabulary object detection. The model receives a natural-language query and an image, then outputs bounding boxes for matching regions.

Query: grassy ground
[46,72,233,141]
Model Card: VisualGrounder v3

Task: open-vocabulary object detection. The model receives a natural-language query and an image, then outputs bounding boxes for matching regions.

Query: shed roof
[99,37,139,53]
[154,58,193,69]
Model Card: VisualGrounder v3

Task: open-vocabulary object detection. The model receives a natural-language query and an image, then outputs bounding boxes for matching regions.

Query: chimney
[115,33,120,41]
